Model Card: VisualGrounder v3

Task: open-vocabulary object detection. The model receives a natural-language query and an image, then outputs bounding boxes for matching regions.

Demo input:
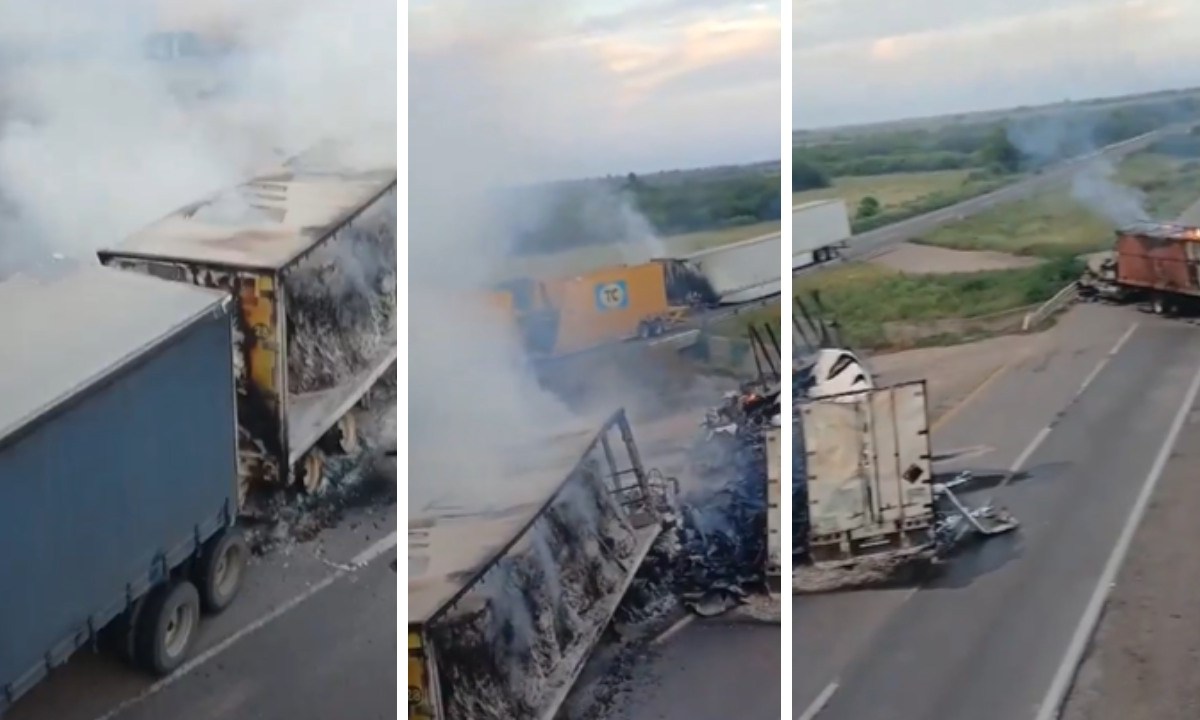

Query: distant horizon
[793,83,1200,135]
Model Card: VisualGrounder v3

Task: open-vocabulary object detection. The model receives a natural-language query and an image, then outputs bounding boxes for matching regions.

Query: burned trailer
[408,410,674,720]
[97,162,397,499]
[793,379,1018,592]
[1082,223,1200,312]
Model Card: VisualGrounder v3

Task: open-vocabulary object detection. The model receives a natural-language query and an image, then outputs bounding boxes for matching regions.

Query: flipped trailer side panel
[407,410,663,720]
[0,292,237,714]
[800,381,935,564]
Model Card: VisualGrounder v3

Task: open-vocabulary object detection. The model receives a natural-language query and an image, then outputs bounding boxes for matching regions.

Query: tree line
[794,96,1200,192]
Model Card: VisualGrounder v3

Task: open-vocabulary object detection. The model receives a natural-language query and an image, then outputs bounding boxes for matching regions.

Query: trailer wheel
[134,580,200,677]
[195,527,249,615]
[1152,294,1171,316]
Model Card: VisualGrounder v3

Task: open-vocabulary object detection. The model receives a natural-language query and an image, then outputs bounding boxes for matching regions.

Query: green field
[793,259,1082,350]
[792,170,1011,232]
[914,152,1200,258]
[707,300,781,340]
[792,170,975,209]
[661,219,780,255]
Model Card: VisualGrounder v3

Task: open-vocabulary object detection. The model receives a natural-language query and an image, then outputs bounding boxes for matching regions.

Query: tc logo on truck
[595,281,629,311]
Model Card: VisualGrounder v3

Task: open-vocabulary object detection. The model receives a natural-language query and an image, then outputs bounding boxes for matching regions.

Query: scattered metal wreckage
[661,321,783,616]
[791,294,1019,594]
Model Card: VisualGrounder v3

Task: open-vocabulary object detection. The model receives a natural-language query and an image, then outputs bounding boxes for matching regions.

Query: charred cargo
[97,158,398,500]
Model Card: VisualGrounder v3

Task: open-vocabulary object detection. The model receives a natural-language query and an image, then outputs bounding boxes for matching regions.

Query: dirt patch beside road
[869,242,1042,274]
[1061,409,1200,720]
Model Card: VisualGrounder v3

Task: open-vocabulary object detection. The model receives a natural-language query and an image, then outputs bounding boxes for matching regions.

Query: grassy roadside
[914,152,1200,258]
[793,259,1082,350]
[705,301,781,340]
[792,170,1014,232]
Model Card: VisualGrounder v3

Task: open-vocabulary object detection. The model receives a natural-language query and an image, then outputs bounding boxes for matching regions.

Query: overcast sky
[795,0,1200,129]
[410,0,780,179]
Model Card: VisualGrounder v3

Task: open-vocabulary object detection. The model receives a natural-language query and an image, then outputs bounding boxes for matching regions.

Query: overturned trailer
[408,410,673,720]
[97,160,397,499]
[794,379,1018,591]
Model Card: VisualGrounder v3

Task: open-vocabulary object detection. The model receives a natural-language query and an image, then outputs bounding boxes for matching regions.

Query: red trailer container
[1112,223,1200,313]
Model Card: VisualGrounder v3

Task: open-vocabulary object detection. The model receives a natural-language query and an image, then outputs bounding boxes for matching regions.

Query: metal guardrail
[1022,282,1079,332]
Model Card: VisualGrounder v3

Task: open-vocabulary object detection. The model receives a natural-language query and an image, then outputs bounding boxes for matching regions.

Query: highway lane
[592,618,781,720]
[792,303,1138,711]
[799,314,1200,720]
[5,500,398,720]
[113,554,397,720]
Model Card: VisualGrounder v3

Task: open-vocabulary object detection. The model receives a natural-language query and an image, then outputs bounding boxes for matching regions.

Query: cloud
[794,0,1200,128]
[411,0,780,177]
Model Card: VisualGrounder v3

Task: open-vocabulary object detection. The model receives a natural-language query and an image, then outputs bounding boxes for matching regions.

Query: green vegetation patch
[794,259,1082,349]
[914,151,1200,259]
[912,190,1112,259]
[663,220,780,255]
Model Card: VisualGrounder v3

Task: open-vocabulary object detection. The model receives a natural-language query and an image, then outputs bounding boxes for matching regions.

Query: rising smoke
[408,2,688,512]
[0,0,396,275]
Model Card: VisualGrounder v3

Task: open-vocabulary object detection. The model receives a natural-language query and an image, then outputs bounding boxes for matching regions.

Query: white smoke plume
[407,1,592,512]
[0,0,397,272]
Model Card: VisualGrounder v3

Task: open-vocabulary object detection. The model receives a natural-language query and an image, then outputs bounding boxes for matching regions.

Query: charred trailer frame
[407,409,673,720]
[97,165,398,501]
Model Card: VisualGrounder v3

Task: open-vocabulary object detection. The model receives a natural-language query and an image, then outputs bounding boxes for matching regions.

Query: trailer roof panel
[0,264,228,446]
[1121,221,1200,240]
[101,164,396,271]
[408,425,601,624]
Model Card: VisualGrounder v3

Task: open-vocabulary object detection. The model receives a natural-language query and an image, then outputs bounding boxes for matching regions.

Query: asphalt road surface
[5,501,398,720]
[792,122,1198,274]
[794,304,1200,720]
[569,614,781,720]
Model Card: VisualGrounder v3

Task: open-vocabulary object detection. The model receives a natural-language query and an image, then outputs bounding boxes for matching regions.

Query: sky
[409,0,780,179]
[795,0,1200,129]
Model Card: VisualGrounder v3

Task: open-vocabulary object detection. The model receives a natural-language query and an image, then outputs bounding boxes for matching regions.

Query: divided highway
[794,305,1200,720]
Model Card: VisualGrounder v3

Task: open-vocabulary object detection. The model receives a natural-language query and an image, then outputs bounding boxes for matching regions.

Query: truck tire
[195,527,249,615]
[134,580,201,677]
[101,595,146,665]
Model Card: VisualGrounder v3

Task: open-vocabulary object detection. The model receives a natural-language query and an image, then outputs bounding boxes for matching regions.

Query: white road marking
[797,680,839,720]
[651,615,695,646]
[92,535,397,720]
[1004,322,1139,484]
[352,530,398,567]
[1075,322,1139,400]
[1007,426,1052,476]
[1034,358,1200,720]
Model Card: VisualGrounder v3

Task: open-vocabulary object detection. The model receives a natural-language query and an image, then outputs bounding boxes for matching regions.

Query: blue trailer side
[0,265,240,715]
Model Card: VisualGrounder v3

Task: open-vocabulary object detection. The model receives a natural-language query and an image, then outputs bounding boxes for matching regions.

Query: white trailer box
[798,380,935,565]
[792,199,850,270]
[683,234,781,305]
